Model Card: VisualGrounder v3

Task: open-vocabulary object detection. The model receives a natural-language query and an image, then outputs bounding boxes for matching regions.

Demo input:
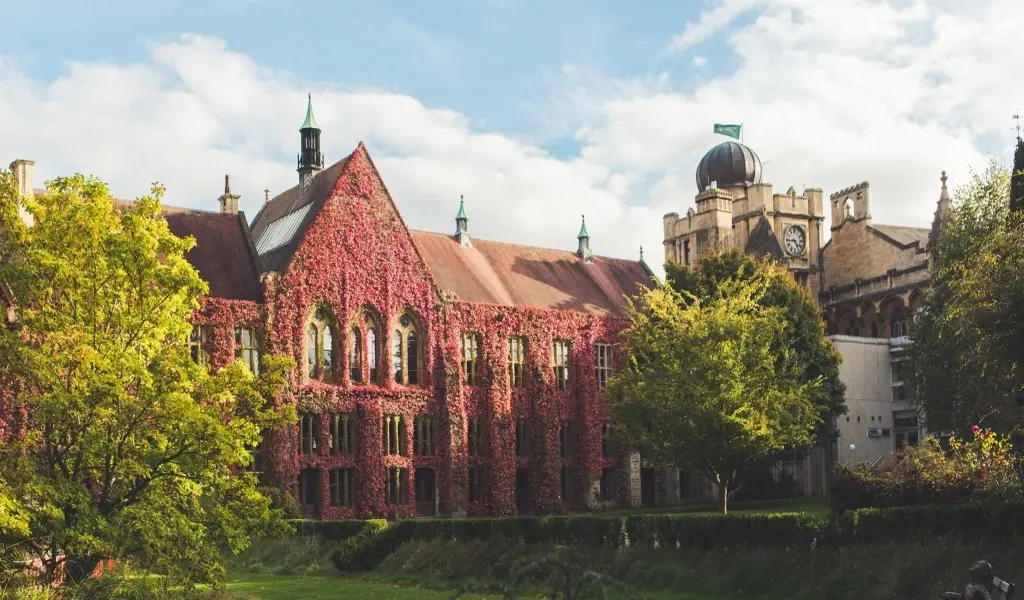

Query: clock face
[784,225,806,256]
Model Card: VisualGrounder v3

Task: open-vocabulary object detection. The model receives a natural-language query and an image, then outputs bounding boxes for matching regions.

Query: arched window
[322,327,334,380]
[307,308,336,382]
[392,330,403,383]
[307,323,318,379]
[349,327,362,383]
[890,307,908,338]
[368,327,379,383]
[351,310,381,384]
[392,312,421,385]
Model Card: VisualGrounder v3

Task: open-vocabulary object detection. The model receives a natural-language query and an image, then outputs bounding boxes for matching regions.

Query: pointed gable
[251,154,352,273]
[744,216,785,260]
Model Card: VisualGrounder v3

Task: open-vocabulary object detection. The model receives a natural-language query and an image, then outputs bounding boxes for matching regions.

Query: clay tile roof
[113,199,263,301]
[250,154,352,273]
[870,224,930,249]
[409,230,653,318]
[164,210,263,301]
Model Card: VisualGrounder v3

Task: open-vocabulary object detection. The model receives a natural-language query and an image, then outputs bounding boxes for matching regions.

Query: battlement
[830,181,870,200]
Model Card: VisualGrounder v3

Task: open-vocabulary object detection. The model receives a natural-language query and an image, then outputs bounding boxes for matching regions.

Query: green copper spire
[577,215,589,239]
[456,196,468,221]
[301,93,319,130]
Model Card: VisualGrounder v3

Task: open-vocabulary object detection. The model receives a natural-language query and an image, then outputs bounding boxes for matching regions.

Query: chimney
[9,159,35,226]
[218,174,241,214]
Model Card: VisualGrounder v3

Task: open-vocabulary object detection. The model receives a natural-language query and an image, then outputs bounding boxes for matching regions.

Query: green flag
[713,123,742,140]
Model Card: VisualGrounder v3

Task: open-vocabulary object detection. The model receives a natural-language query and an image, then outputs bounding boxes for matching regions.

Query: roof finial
[1014,110,1021,142]
[577,214,589,239]
[639,245,644,261]
[941,170,948,188]
[264,188,270,203]
[224,174,231,195]
[301,93,320,130]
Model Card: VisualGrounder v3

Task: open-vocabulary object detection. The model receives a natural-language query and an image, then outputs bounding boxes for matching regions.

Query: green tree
[667,251,845,447]
[0,172,295,586]
[911,161,1023,435]
[610,270,822,513]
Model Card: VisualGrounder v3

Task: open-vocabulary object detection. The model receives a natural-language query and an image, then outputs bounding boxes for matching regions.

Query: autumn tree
[911,161,1024,435]
[0,172,294,586]
[611,270,822,513]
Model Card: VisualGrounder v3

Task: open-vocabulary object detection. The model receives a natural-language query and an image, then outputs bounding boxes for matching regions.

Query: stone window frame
[392,311,422,386]
[189,324,210,368]
[553,340,570,390]
[508,336,526,388]
[594,342,613,391]
[234,326,262,375]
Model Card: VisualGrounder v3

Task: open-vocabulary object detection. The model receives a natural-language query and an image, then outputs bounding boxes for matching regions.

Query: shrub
[330,519,414,572]
[290,519,367,541]
[830,430,1022,511]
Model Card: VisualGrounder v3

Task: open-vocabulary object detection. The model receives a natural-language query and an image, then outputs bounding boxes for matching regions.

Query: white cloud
[692,56,708,68]
[1,0,1021,287]
[577,0,1023,235]
[0,34,656,276]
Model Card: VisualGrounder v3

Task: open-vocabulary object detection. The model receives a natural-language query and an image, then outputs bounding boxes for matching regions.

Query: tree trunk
[719,479,729,514]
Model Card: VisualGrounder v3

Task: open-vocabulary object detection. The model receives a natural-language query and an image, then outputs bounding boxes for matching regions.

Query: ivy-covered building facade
[3,98,655,519]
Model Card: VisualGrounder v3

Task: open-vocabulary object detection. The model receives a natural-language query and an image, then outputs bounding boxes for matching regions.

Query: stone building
[4,97,657,519]
[660,139,958,494]
[662,141,825,289]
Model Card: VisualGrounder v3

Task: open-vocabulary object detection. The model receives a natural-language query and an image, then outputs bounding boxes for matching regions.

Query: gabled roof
[410,230,653,318]
[165,210,263,301]
[744,216,784,260]
[250,154,352,273]
[114,200,263,301]
[869,224,930,250]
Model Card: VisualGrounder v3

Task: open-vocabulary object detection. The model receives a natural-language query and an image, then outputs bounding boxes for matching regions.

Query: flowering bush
[831,426,1023,511]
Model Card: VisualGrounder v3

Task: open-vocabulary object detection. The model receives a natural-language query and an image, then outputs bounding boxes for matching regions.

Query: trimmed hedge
[292,502,1024,573]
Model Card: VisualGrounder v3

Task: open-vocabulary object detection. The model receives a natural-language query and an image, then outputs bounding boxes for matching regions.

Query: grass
[222,572,494,600]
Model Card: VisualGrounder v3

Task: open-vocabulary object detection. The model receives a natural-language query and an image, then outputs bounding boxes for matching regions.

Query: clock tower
[297,94,324,191]
[662,140,824,289]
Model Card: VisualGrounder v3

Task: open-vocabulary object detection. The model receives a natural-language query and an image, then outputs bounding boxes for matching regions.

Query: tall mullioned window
[190,325,210,368]
[330,413,356,455]
[594,343,612,391]
[508,337,525,388]
[307,308,336,381]
[392,313,420,385]
[234,327,261,374]
[463,333,480,386]
[553,341,570,390]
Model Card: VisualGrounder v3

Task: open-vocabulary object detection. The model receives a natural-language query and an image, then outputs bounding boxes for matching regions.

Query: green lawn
[224,572,494,600]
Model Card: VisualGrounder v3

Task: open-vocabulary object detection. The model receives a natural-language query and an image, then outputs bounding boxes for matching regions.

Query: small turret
[297,93,324,190]
[577,215,593,263]
[455,196,471,248]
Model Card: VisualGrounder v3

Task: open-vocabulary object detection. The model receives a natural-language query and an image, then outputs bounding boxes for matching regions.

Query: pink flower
[972,425,980,434]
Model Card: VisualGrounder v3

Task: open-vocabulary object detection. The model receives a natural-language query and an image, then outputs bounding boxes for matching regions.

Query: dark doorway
[298,468,320,519]
[515,468,531,514]
[640,468,656,508]
[414,468,437,517]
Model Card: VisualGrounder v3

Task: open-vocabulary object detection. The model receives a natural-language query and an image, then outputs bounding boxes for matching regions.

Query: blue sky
[1,0,734,155]
[1,0,1021,273]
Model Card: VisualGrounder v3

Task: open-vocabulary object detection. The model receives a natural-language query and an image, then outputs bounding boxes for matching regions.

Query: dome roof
[696,141,762,192]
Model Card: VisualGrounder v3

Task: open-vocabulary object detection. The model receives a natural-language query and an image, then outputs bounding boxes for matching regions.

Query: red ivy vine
[195,146,630,519]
